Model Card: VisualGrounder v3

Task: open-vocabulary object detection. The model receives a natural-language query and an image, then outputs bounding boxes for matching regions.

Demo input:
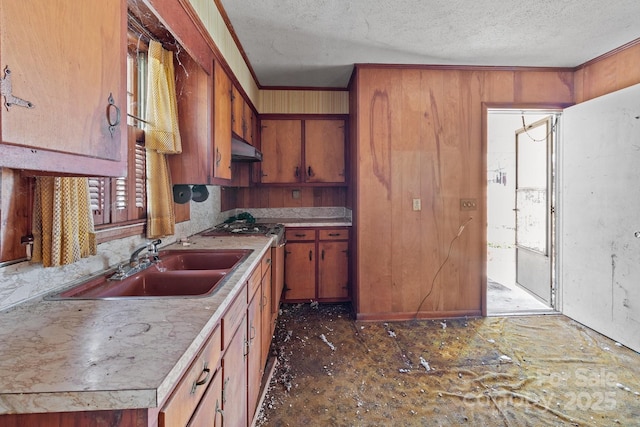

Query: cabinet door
[213,61,232,180]
[0,0,127,176]
[222,316,247,427]
[231,85,245,139]
[188,368,223,427]
[260,120,302,183]
[170,52,211,184]
[318,241,349,299]
[248,109,257,146]
[284,242,316,300]
[271,244,285,330]
[261,265,272,367]
[247,290,262,420]
[304,119,346,183]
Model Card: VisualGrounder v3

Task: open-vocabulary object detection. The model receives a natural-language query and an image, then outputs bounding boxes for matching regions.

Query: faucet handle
[148,239,162,253]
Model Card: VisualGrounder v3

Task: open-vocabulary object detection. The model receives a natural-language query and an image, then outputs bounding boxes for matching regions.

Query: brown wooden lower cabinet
[271,244,285,333]
[222,315,248,427]
[187,368,223,427]
[247,282,262,419]
[283,227,350,302]
[160,327,222,426]
[284,240,316,300]
[248,252,275,422]
[318,241,349,299]
[0,252,280,427]
[260,264,272,369]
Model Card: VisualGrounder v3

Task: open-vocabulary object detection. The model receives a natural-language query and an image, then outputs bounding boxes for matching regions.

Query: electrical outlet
[292,189,301,199]
[412,198,421,211]
[460,198,478,211]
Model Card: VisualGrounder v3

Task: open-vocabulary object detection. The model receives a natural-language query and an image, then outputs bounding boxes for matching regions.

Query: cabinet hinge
[1,66,34,110]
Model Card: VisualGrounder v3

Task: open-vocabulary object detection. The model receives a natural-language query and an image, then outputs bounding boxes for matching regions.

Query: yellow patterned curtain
[32,177,96,267]
[145,40,182,238]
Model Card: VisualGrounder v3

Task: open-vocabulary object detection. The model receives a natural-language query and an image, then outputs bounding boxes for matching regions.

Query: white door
[515,117,555,305]
[560,83,640,352]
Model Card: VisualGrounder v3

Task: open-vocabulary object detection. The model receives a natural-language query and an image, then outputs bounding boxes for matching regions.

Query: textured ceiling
[219,0,640,88]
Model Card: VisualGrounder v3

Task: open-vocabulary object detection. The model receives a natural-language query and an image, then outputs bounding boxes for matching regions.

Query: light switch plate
[412,198,421,211]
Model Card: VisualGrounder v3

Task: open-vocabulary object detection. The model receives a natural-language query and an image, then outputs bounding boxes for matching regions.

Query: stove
[201,221,285,246]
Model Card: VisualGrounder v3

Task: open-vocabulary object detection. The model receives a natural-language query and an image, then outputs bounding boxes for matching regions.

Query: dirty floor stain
[256,303,640,426]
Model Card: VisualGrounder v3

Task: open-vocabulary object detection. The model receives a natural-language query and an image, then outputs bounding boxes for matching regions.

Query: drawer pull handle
[295,233,306,237]
[250,325,256,340]
[328,233,341,237]
[321,249,325,260]
[106,93,121,137]
[309,250,313,261]
[215,399,224,425]
[191,365,210,394]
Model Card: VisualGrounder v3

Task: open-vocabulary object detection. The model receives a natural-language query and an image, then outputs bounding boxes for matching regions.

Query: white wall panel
[560,83,640,351]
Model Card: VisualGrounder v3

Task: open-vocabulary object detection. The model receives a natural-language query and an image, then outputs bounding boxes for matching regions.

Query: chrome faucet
[110,239,162,281]
[130,239,162,267]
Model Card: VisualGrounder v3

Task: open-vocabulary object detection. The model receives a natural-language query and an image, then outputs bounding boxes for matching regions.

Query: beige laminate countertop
[258,217,352,228]
[0,234,274,415]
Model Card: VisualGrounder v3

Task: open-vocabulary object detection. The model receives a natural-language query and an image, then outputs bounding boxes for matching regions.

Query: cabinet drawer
[319,229,350,240]
[188,368,222,427]
[223,289,247,350]
[261,251,272,277]
[160,326,222,427]
[248,264,262,302]
[285,229,316,241]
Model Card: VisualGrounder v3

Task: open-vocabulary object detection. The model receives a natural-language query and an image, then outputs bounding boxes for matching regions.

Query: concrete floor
[256,303,640,426]
[487,278,553,316]
[487,244,555,316]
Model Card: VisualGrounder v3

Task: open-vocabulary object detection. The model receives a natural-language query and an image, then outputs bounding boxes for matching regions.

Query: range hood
[231,137,263,162]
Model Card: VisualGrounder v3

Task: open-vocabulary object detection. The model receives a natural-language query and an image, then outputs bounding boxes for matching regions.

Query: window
[89,29,148,241]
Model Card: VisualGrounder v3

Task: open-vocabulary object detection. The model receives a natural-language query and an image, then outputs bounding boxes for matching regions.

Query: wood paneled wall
[574,40,640,103]
[0,169,31,262]
[352,67,574,320]
[221,186,346,211]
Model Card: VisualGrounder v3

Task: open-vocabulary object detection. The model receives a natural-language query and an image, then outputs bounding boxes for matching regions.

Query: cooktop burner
[214,222,271,234]
[201,221,285,245]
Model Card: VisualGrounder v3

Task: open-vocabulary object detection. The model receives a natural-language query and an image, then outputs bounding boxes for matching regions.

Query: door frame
[481,102,572,316]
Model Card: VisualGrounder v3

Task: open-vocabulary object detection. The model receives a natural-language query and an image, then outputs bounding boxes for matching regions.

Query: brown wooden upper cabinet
[231,84,256,145]
[169,58,232,184]
[0,0,127,176]
[213,61,232,180]
[260,118,346,185]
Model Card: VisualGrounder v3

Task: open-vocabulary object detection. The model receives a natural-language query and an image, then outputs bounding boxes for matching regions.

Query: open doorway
[486,109,560,316]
